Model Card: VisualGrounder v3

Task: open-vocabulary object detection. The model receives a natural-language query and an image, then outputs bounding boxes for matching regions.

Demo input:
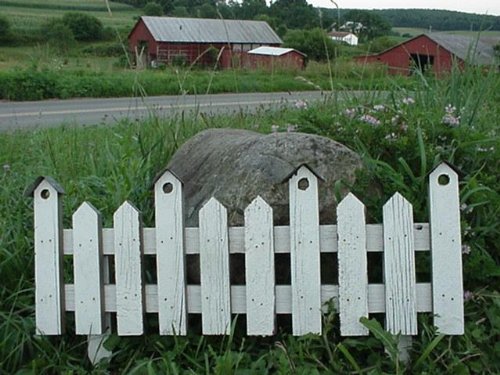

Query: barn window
[410,53,434,74]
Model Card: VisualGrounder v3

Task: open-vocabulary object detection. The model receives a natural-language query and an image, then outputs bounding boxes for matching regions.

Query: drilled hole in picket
[40,189,50,199]
[298,178,309,191]
[163,182,173,194]
[438,174,450,186]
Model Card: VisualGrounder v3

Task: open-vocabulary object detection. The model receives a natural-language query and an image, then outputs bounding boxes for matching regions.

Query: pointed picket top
[384,191,408,207]
[200,196,226,214]
[25,176,65,198]
[283,164,324,184]
[429,162,459,188]
[338,192,364,211]
[245,195,271,213]
[115,200,140,216]
[74,201,100,219]
[429,161,461,178]
[153,169,183,192]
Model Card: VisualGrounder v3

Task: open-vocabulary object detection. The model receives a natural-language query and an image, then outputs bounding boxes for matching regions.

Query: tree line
[116,0,500,32]
[116,0,394,38]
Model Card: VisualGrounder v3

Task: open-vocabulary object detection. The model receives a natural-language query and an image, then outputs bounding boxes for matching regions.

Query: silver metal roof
[426,33,497,65]
[248,46,302,56]
[141,16,282,44]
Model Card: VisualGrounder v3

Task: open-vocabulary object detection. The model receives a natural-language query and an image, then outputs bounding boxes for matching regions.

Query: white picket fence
[29,163,464,341]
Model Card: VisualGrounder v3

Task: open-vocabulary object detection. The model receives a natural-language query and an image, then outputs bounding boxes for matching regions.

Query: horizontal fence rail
[30,163,464,338]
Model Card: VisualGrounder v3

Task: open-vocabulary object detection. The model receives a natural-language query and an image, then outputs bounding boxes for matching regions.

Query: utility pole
[330,0,340,30]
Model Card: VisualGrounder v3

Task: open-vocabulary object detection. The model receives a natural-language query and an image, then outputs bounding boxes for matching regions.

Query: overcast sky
[307,0,500,16]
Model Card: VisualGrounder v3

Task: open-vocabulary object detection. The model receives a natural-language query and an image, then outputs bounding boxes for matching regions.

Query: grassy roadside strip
[0,62,411,101]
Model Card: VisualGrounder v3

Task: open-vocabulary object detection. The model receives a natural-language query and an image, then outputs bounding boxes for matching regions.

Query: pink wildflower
[360,114,381,126]
[464,290,474,302]
[442,104,460,127]
[462,244,471,255]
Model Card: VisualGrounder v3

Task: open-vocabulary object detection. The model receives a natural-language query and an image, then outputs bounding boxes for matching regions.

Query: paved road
[0,91,335,131]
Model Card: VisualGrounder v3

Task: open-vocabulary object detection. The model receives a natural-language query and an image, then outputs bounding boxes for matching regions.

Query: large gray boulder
[166,128,363,227]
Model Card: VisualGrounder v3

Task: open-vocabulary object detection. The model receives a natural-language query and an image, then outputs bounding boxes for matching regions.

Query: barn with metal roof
[355,33,498,75]
[244,46,306,70]
[128,16,283,68]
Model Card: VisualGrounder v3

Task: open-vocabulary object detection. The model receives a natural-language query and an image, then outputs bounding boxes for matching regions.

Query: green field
[0,0,140,32]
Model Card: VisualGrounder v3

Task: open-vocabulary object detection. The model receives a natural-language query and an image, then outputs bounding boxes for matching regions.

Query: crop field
[0,0,139,32]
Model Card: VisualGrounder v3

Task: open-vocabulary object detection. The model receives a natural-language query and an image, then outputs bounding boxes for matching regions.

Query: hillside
[321,8,500,32]
[373,9,500,31]
[0,0,140,33]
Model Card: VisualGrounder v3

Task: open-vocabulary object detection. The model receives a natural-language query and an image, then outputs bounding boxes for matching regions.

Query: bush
[62,12,104,41]
[40,18,75,53]
[81,43,126,57]
[283,28,337,61]
[366,36,401,53]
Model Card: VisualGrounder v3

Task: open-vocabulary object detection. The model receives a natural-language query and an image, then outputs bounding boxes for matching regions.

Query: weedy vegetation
[0,61,499,373]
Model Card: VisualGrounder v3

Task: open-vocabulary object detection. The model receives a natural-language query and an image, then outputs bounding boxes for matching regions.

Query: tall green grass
[0,65,498,373]
[0,60,407,101]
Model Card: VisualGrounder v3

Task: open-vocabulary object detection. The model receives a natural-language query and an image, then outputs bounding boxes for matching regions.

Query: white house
[328,31,358,46]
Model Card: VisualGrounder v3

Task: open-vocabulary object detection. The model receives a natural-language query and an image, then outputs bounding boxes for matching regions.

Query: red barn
[355,33,497,75]
[244,46,306,70]
[128,16,283,69]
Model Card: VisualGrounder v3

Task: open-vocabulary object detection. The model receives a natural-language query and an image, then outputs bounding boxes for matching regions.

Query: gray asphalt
[0,91,338,132]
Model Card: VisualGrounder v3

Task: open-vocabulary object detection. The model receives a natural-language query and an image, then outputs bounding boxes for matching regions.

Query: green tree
[235,0,268,20]
[341,10,391,41]
[270,0,319,30]
[283,28,336,61]
[196,3,217,18]
[144,2,163,16]
[0,14,12,44]
[62,12,104,41]
[157,0,174,14]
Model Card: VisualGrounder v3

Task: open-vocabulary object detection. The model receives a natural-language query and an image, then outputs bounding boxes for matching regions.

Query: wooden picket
[29,162,464,349]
